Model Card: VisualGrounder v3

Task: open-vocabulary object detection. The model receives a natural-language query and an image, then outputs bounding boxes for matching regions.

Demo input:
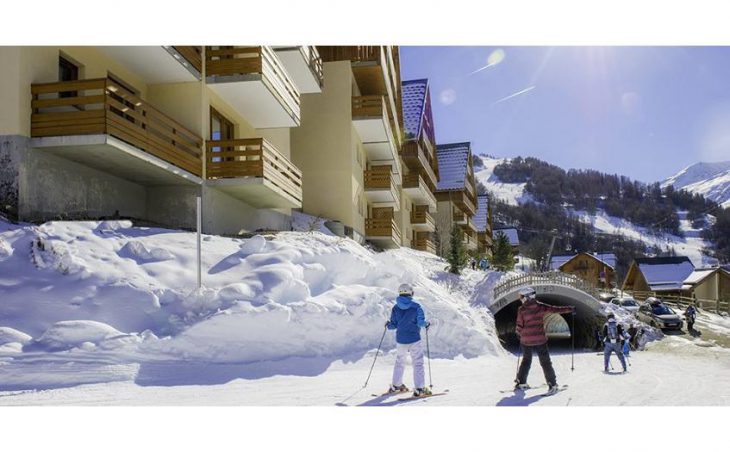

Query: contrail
[492,85,536,105]
[469,62,499,76]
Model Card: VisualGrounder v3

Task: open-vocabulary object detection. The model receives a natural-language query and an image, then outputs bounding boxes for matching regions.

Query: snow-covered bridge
[490,272,606,348]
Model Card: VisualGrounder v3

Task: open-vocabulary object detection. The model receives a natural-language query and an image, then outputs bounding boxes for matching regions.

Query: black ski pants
[516,343,557,386]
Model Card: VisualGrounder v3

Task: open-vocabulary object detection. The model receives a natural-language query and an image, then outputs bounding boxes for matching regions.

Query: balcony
[411,206,436,232]
[414,232,437,254]
[402,173,437,210]
[453,210,466,225]
[272,46,323,93]
[401,141,438,189]
[462,229,478,251]
[206,46,300,128]
[99,46,202,83]
[30,78,202,185]
[206,138,302,208]
[364,167,400,209]
[365,216,402,249]
[352,95,400,174]
[437,189,476,216]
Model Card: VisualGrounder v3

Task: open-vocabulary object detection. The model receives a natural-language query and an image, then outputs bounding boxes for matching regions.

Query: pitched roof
[683,268,717,285]
[474,195,490,232]
[549,252,616,271]
[634,256,695,291]
[549,254,574,271]
[494,227,519,246]
[401,79,428,141]
[436,142,471,191]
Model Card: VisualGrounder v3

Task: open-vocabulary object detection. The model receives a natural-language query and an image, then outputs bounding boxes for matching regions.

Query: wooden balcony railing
[31,78,203,177]
[411,208,435,228]
[401,141,438,189]
[318,46,382,64]
[303,46,324,87]
[365,217,401,243]
[364,167,400,205]
[352,95,387,118]
[453,210,466,223]
[206,138,303,205]
[414,237,436,254]
[172,46,203,74]
[206,46,300,121]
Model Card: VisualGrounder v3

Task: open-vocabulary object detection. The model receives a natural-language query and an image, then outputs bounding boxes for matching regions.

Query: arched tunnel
[490,283,607,350]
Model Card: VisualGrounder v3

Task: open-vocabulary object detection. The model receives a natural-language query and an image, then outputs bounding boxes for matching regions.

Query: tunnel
[490,278,607,351]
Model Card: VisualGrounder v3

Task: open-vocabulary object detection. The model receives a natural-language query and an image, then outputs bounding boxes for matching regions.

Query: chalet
[549,252,617,288]
[622,256,695,294]
[682,267,730,303]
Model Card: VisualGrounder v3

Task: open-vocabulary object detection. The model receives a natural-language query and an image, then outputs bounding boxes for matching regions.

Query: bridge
[490,272,607,348]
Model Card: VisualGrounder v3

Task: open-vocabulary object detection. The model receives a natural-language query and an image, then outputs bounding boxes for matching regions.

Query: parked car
[598,291,615,302]
[609,297,640,313]
[636,299,683,330]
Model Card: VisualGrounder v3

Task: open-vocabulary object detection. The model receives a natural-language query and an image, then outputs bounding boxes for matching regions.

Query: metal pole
[196,195,202,289]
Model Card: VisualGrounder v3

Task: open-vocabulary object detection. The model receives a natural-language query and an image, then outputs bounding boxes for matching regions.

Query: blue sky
[400,47,730,182]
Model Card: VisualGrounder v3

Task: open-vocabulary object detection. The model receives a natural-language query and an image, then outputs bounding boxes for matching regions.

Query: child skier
[514,286,575,395]
[602,313,628,373]
[386,283,431,397]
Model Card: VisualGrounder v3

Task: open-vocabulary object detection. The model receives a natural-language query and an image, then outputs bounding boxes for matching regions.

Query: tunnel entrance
[489,273,608,351]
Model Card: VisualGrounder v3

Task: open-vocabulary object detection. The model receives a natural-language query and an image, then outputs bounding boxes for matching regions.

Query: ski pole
[515,343,522,380]
[425,325,433,389]
[363,324,388,388]
[570,310,575,372]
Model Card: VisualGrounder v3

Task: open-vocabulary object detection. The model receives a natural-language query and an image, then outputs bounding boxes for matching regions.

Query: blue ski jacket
[387,295,427,345]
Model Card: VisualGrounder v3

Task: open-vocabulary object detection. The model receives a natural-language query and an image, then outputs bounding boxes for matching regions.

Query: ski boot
[413,387,432,398]
[388,384,409,394]
[545,384,560,396]
[514,380,530,391]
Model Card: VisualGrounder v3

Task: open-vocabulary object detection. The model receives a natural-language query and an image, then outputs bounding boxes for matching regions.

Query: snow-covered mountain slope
[0,218,503,382]
[474,156,531,206]
[662,161,730,208]
[573,209,717,267]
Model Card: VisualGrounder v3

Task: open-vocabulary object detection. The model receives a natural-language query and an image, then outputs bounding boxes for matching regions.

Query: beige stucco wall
[291,60,362,233]
[693,273,719,300]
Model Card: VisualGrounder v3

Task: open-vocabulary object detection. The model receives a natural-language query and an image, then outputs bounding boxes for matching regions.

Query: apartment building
[0,46,321,235]
[433,142,479,256]
[400,79,439,254]
[290,46,404,248]
[474,194,494,258]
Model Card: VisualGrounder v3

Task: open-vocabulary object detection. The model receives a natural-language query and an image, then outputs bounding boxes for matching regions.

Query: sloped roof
[401,79,428,141]
[494,227,519,246]
[474,195,490,232]
[549,254,574,271]
[635,256,695,291]
[436,142,471,191]
[549,252,616,271]
[684,268,719,285]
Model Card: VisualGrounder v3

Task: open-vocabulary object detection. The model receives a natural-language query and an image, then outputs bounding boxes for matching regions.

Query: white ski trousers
[392,340,425,389]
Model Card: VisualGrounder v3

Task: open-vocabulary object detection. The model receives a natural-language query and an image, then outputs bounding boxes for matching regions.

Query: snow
[474,156,531,206]
[0,218,501,377]
[662,161,730,208]
[573,209,717,267]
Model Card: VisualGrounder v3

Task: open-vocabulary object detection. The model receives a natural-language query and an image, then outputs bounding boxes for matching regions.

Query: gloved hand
[384,321,390,328]
[424,321,431,330]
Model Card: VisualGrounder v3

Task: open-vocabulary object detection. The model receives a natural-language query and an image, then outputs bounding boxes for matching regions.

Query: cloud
[492,85,536,105]
[469,49,506,76]
[439,89,457,105]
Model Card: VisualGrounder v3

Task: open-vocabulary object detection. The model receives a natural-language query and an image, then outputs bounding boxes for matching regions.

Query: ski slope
[474,156,531,206]
[662,161,730,208]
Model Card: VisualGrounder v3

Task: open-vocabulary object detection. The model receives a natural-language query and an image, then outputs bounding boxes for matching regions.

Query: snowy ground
[1,335,728,406]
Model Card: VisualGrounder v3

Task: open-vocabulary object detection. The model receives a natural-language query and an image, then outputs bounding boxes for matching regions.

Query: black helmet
[607,313,615,319]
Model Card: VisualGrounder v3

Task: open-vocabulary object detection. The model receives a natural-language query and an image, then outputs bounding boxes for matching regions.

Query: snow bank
[0,219,503,367]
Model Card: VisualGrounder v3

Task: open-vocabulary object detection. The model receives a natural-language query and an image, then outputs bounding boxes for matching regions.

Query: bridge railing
[493,271,601,300]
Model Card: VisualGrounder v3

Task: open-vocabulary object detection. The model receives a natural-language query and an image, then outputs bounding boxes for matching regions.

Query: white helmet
[518,286,536,299]
[398,283,414,296]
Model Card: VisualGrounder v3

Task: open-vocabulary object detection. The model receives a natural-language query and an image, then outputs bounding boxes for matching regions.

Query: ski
[539,384,569,397]
[397,392,448,401]
[498,384,546,394]
[371,389,410,397]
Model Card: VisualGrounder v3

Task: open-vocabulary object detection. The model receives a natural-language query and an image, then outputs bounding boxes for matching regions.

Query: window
[58,56,79,98]
[210,107,235,163]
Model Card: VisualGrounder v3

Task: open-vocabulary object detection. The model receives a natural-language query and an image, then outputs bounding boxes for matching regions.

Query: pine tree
[492,231,515,271]
[448,227,468,274]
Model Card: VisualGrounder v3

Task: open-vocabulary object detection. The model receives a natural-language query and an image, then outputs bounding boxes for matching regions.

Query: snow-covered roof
[683,269,717,285]
[635,256,696,291]
[401,79,428,141]
[474,195,490,232]
[494,228,519,246]
[549,252,616,271]
[436,142,471,191]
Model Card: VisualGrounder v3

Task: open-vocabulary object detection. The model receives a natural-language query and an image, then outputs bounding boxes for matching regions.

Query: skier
[471,258,477,270]
[514,286,575,395]
[479,257,489,270]
[602,313,628,373]
[385,283,432,397]
[685,303,698,333]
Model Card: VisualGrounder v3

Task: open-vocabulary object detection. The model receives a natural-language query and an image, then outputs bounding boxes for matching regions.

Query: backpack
[606,322,619,343]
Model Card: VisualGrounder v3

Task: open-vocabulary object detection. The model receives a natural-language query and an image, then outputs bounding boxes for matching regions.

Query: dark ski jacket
[516,298,573,346]
[387,295,427,345]
[602,320,626,344]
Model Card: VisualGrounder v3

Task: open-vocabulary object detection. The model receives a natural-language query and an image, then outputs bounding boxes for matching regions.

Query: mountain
[661,161,730,208]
